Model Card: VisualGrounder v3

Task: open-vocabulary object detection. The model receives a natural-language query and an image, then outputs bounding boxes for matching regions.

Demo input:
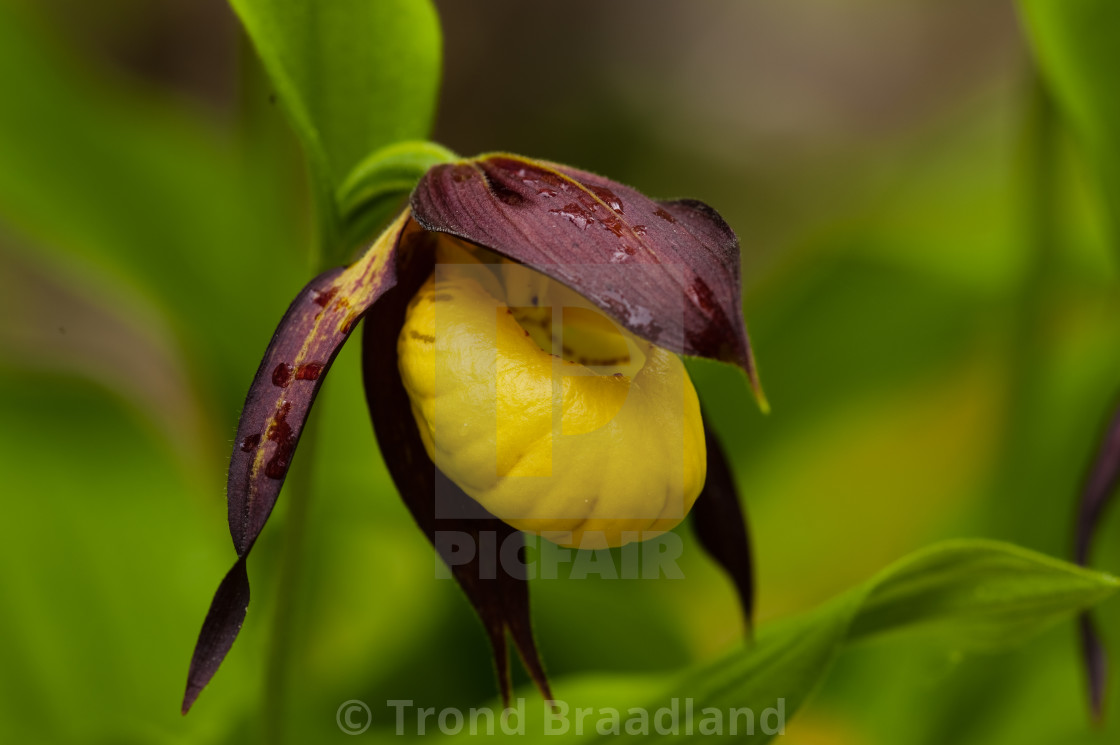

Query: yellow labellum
[397,240,706,549]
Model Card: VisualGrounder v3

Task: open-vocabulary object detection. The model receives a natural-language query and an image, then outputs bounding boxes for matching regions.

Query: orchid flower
[182,153,766,713]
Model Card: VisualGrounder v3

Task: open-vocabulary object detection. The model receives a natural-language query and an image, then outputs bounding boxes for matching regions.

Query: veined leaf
[614,541,1116,744]
[426,540,1116,743]
[609,539,1115,743]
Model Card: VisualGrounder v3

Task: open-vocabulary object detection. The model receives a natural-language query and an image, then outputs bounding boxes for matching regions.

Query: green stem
[984,69,1061,547]
[1021,73,1059,293]
[261,393,321,744]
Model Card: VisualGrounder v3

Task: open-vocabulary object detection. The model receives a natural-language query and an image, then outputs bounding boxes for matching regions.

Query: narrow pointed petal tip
[1075,398,1120,567]
[183,212,414,713]
[744,363,769,416]
[690,420,754,632]
[182,558,251,715]
[1072,397,1120,723]
[1080,613,1108,724]
[411,154,765,407]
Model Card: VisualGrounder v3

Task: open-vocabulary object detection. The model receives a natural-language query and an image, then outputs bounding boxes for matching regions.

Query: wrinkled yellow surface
[397,244,706,549]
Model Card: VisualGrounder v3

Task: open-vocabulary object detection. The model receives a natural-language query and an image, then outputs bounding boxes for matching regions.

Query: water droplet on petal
[240,433,261,452]
[589,185,624,213]
[549,202,594,230]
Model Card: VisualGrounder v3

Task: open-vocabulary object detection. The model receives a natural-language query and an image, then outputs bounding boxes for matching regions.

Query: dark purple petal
[181,557,249,714]
[1075,399,1120,566]
[224,266,342,555]
[1079,613,1107,722]
[410,154,766,407]
[360,237,551,705]
[690,420,754,631]
[182,213,413,714]
[1074,397,1120,722]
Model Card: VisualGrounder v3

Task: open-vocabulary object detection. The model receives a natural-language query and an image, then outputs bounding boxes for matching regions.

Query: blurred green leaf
[1018,0,1120,250]
[0,372,252,745]
[0,1,306,416]
[229,0,442,255]
[446,540,1115,743]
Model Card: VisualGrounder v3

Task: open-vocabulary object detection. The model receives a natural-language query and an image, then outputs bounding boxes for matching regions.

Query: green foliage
[398,541,1115,743]
[0,0,305,416]
[1018,0,1120,248]
[336,139,459,255]
[2,1,1119,743]
[0,373,248,745]
[228,0,445,258]
[623,541,1113,744]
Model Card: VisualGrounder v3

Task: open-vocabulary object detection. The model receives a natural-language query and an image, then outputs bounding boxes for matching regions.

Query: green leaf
[1018,0,1120,251]
[846,540,1117,647]
[228,0,443,256]
[630,540,1117,743]
[436,540,1114,743]
[336,139,458,254]
[338,140,458,216]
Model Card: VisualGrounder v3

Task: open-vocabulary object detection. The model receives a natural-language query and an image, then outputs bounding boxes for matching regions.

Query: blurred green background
[1,0,1119,743]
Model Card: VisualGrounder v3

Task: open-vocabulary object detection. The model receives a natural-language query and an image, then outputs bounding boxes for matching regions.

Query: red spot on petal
[686,278,718,315]
[295,362,323,381]
[312,286,338,308]
[240,433,261,452]
[272,363,293,388]
[265,401,294,480]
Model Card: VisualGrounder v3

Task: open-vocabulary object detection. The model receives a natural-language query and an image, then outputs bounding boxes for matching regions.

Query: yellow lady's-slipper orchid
[398,241,707,549]
[184,153,764,714]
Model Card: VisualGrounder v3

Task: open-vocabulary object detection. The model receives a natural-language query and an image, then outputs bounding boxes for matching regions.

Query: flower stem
[260,406,320,744]
[260,244,333,742]
[983,67,1061,547]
